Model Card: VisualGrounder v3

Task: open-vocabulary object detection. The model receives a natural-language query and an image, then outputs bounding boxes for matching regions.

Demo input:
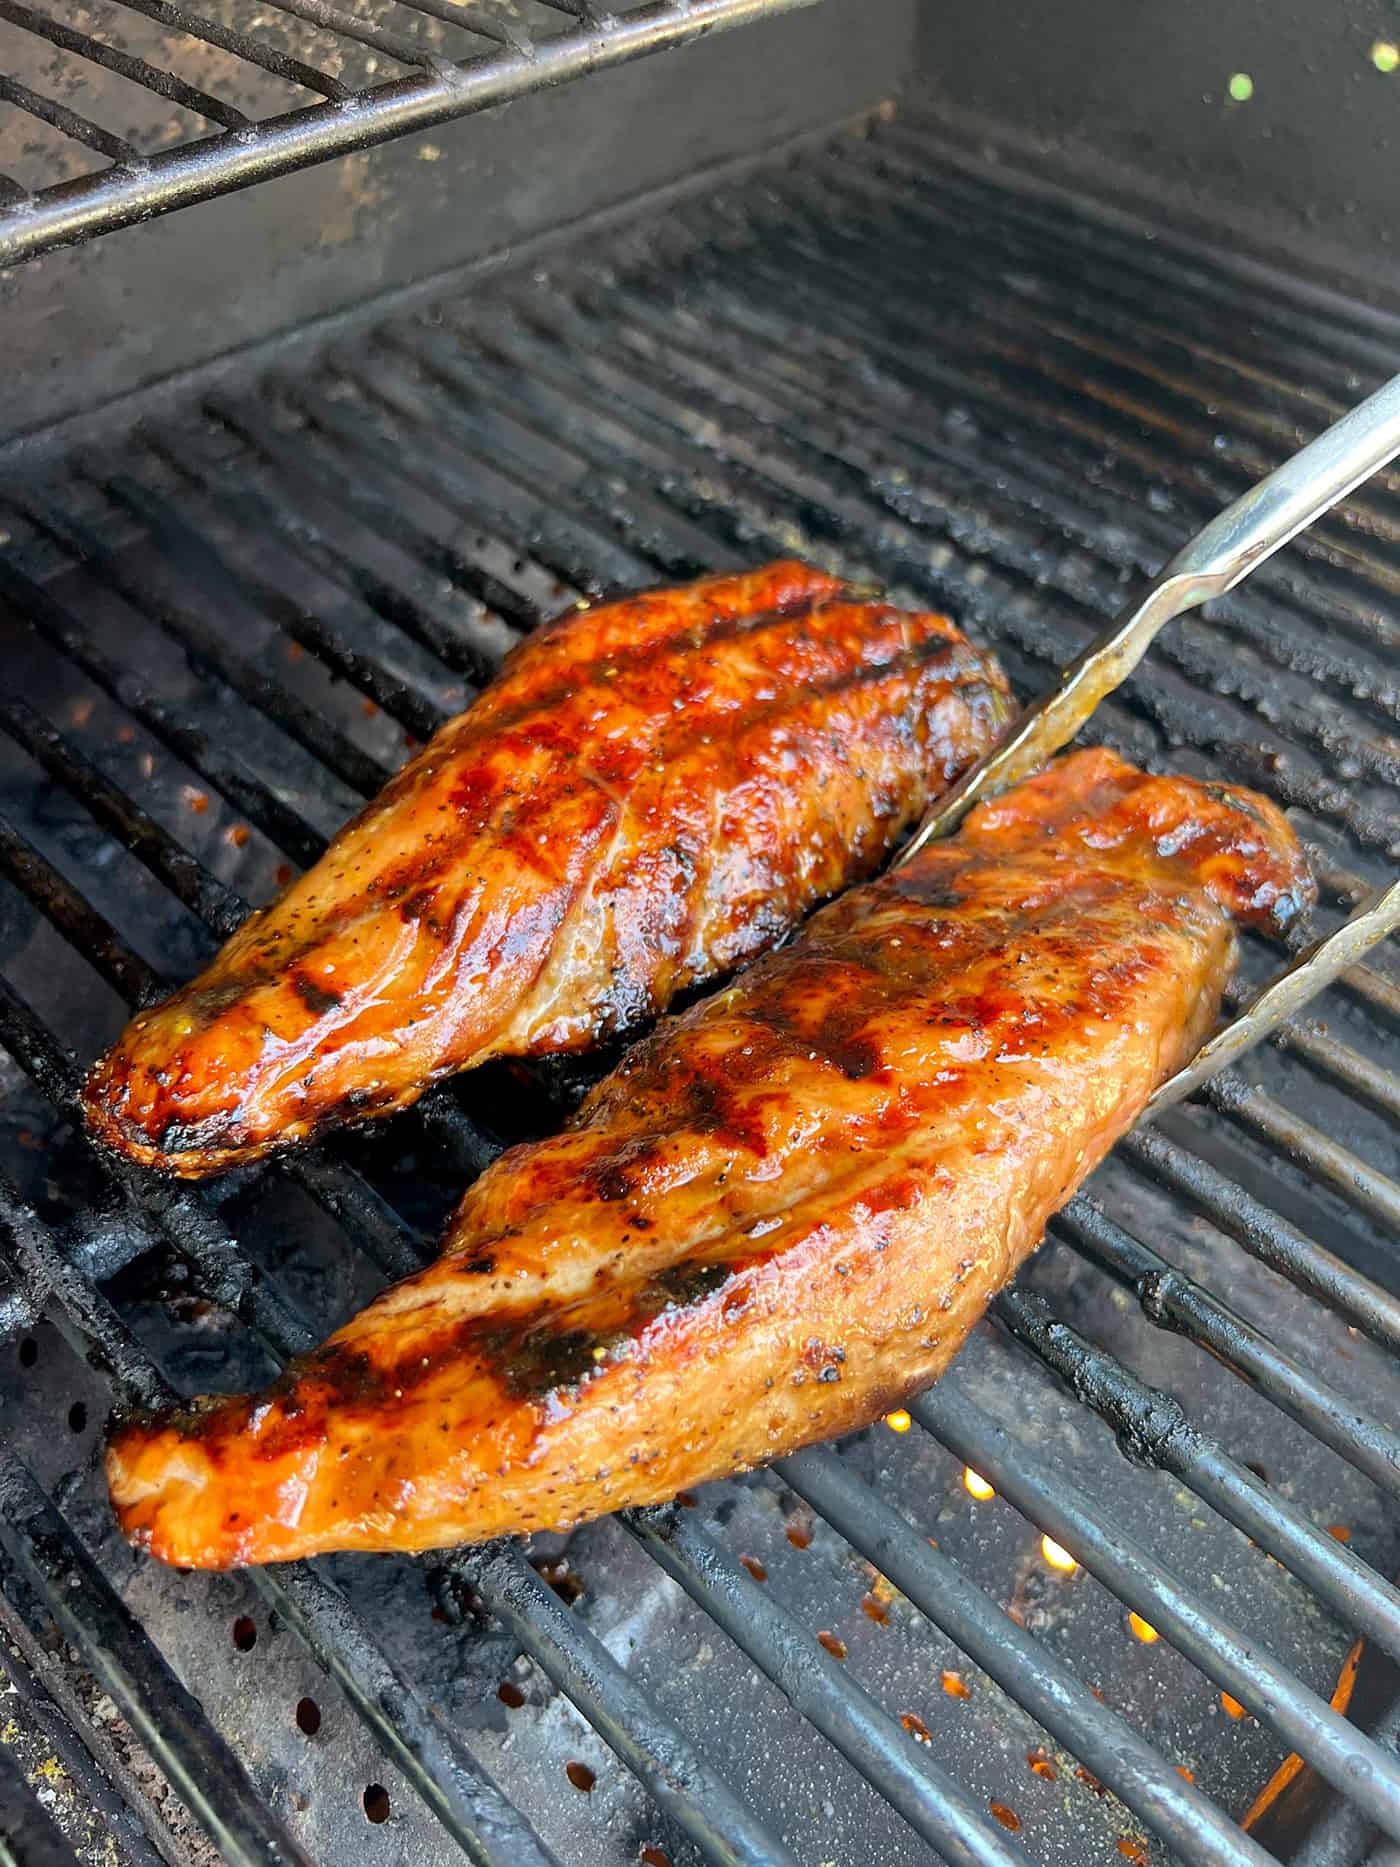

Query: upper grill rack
[1,116,1398,1867]
[0,0,818,265]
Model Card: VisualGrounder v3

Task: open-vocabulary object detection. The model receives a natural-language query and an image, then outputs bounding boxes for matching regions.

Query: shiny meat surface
[82,561,1010,1176]
[108,749,1313,1567]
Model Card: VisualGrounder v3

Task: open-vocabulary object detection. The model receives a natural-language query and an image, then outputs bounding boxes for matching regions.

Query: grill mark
[92,575,1016,1179]
[463,581,854,747]
[504,756,654,1044]
[521,562,845,660]
[645,633,1001,803]
[453,589,979,769]
[481,634,1004,1044]
[109,754,1310,1553]
[292,972,343,1015]
[734,961,904,1086]
[206,622,995,1003]
[190,1249,748,1436]
[543,575,847,666]
[671,720,725,1010]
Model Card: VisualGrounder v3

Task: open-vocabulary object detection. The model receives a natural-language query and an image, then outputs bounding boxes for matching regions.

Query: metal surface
[0,1462,312,1867]
[0,0,824,267]
[0,1740,82,1867]
[0,115,1397,1867]
[1148,880,1400,1116]
[0,0,916,448]
[897,371,1400,858]
[909,1,1400,316]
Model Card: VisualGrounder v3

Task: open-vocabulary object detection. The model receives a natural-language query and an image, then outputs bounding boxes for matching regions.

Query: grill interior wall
[0,117,1398,1867]
[0,0,917,445]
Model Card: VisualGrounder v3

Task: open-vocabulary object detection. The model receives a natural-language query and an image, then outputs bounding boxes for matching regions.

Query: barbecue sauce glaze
[108,748,1311,1566]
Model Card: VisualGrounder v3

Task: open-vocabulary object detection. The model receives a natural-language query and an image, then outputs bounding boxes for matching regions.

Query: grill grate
[1,114,1399,1867]
[0,0,822,265]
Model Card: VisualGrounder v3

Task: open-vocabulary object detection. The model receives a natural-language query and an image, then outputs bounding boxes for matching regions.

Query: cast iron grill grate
[0,116,1398,1867]
[0,0,821,265]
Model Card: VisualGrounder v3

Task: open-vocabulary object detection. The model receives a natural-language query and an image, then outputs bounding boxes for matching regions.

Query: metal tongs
[894,371,1400,1111]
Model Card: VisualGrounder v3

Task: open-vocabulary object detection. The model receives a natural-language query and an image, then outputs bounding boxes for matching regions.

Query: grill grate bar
[282,1150,428,1280]
[1050,1196,1400,1495]
[373,327,724,580]
[0,72,140,163]
[1305,854,1385,911]
[398,316,751,578]
[991,1287,1400,1661]
[333,351,643,597]
[0,1183,561,1867]
[1329,957,1400,1026]
[0,0,825,264]
[105,0,348,98]
[752,153,1400,634]
[1294,1692,1400,1867]
[0,689,246,938]
[0,1460,313,1867]
[884,121,1400,392]
[198,390,527,659]
[453,1541,799,1867]
[624,1507,1031,1867]
[0,809,162,1007]
[80,455,397,799]
[383,0,527,51]
[0,1171,168,1408]
[799,143,1400,494]
[840,133,1379,411]
[0,0,248,129]
[1203,1077,1400,1234]
[257,0,450,66]
[277,381,552,634]
[0,975,317,1358]
[579,272,1400,803]
[500,263,1397,851]
[420,293,1389,853]
[104,461,454,744]
[710,242,1400,725]
[917,1388,1400,1844]
[252,1560,562,1867]
[779,1444,1275,1867]
[1120,1126,1400,1354]
[133,426,514,691]
[1237,1002,1400,1122]
[14,690,247,930]
[0,554,333,868]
